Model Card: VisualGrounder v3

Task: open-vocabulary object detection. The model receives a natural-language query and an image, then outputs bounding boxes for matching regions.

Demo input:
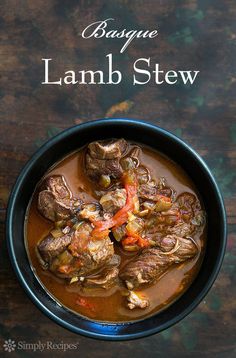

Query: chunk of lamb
[138,183,174,215]
[80,266,119,289]
[139,182,173,202]
[38,175,80,221]
[88,139,128,159]
[166,193,205,237]
[79,254,121,288]
[119,235,198,290]
[37,232,72,263]
[65,222,115,277]
[120,146,141,171]
[167,221,194,237]
[177,192,205,225]
[145,208,180,237]
[37,222,115,278]
[126,291,149,310]
[78,202,103,222]
[100,188,127,215]
[85,139,128,184]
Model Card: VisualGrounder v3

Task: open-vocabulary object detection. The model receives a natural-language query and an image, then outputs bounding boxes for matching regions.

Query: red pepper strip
[138,237,150,248]
[125,231,141,240]
[122,233,150,248]
[75,296,95,311]
[92,228,110,240]
[122,236,138,246]
[57,265,75,274]
[92,172,137,236]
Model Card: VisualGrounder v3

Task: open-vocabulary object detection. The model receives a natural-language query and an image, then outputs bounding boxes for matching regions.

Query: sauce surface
[25,143,206,322]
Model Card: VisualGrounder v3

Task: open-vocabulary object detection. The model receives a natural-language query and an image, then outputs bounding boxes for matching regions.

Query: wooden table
[1,1,235,357]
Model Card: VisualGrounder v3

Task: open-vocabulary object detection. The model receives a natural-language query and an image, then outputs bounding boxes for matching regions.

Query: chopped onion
[55,220,66,229]
[112,225,126,241]
[50,229,63,239]
[73,221,84,230]
[155,200,172,212]
[126,220,143,235]
[138,209,149,217]
[70,276,78,284]
[123,244,139,252]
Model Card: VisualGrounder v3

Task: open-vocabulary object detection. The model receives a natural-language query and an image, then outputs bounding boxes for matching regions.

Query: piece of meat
[100,188,127,214]
[85,155,123,180]
[135,165,150,184]
[120,146,141,171]
[38,175,80,221]
[143,191,205,240]
[50,249,74,273]
[107,253,121,267]
[64,237,114,278]
[88,139,128,159]
[37,221,115,279]
[81,266,119,289]
[139,182,173,202]
[166,193,205,236]
[119,235,198,289]
[191,211,206,227]
[138,183,158,201]
[176,192,200,222]
[66,222,115,277]
[69,254,120,288]
[85,139,128,182]
[38,191,72,222]
[145,208,180,235]
[126,291,149,310]
[37,233,72,263]
[43,176,72,202]
[156,208,180,225]
[167,221,195,237]
[78,202,103,222]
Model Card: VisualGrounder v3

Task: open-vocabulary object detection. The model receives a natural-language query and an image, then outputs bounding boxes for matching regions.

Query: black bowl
[6,119,227,340]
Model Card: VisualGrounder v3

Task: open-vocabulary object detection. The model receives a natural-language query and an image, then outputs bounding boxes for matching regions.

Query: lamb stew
[25,139,206,322]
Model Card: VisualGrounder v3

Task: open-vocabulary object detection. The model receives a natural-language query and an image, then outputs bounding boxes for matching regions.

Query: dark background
[0,0,235,357]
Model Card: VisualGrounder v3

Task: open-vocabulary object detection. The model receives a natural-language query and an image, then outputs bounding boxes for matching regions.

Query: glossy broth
[25,144,206,322]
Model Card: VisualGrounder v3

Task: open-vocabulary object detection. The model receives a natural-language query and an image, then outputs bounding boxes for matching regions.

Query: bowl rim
[6,118,227,340]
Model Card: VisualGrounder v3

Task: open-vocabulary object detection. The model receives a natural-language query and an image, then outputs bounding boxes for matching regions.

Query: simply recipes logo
[2,339,79,353]
[41,18,199,86]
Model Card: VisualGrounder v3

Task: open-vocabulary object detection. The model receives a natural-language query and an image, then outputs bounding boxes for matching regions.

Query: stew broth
[25,143,206,322]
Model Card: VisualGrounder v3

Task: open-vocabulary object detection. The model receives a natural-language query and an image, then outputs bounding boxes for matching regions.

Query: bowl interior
[7,119,226,340]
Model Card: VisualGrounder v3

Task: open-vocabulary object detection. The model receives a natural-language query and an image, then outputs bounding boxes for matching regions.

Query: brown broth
[25,143,206,322]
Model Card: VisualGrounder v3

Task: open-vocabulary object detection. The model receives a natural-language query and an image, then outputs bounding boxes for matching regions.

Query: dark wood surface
[0,1,235,357]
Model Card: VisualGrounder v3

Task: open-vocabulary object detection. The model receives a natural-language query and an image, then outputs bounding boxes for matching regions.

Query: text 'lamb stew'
[25,139,206,322]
